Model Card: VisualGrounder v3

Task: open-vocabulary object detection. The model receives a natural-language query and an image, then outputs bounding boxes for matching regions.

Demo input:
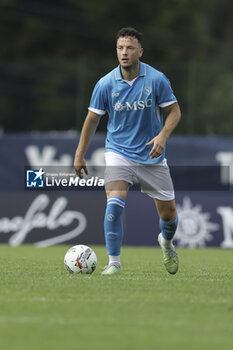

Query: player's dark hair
[116,27,144,46]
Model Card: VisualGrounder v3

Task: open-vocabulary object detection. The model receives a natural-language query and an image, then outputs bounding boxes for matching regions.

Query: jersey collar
[115,61,146,81]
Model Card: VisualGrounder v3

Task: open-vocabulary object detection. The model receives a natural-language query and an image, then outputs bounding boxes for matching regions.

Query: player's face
[116,36,143,69]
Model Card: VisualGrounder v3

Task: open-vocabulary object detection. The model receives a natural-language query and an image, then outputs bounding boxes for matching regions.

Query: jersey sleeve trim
[159,100,177,108]
[88,107,106,115]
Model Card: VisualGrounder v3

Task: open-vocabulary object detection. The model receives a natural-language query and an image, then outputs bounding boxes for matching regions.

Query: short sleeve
[157,73,177,107]
[89,80,107,114]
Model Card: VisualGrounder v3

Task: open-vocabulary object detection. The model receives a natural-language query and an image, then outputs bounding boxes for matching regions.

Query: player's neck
[120,62,140,81]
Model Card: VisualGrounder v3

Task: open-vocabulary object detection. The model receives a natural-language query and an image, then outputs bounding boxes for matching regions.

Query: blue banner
[0,133,232,248]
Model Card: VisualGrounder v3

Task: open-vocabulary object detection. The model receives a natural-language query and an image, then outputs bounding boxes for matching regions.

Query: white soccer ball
[64,245,97,274]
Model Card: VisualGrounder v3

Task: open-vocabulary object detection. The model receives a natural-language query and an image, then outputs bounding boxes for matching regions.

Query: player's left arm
[146,102,181,159]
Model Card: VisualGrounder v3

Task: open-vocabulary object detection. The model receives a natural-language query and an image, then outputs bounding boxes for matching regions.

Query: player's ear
[139,47,144,58]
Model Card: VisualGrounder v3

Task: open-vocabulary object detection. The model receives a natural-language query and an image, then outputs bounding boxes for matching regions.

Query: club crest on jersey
[144,86,152,95]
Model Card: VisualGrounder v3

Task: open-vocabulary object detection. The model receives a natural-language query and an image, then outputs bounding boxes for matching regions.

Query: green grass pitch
[0,245,232,350]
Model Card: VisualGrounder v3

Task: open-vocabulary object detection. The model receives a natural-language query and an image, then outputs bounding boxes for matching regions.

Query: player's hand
[74,157,88,179]
[146,134,166,159]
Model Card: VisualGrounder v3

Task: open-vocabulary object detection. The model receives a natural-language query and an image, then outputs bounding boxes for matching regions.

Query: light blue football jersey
[89,61,177,164]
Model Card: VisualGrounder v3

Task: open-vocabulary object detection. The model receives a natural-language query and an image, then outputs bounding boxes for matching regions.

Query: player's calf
[103,196,125,272]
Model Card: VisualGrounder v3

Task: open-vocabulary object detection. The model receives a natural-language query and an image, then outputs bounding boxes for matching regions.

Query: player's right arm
[74,110,101,178]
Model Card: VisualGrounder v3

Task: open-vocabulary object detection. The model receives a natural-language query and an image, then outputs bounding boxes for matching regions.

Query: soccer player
[74,27,181,275]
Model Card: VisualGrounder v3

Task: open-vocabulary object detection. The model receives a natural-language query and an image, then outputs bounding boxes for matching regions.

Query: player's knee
[105,190,127,200]
[160,206,176,221]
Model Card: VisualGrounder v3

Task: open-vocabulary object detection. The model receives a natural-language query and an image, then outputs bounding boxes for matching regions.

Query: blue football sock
[104,196,125,256]
[160,215,178,240]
